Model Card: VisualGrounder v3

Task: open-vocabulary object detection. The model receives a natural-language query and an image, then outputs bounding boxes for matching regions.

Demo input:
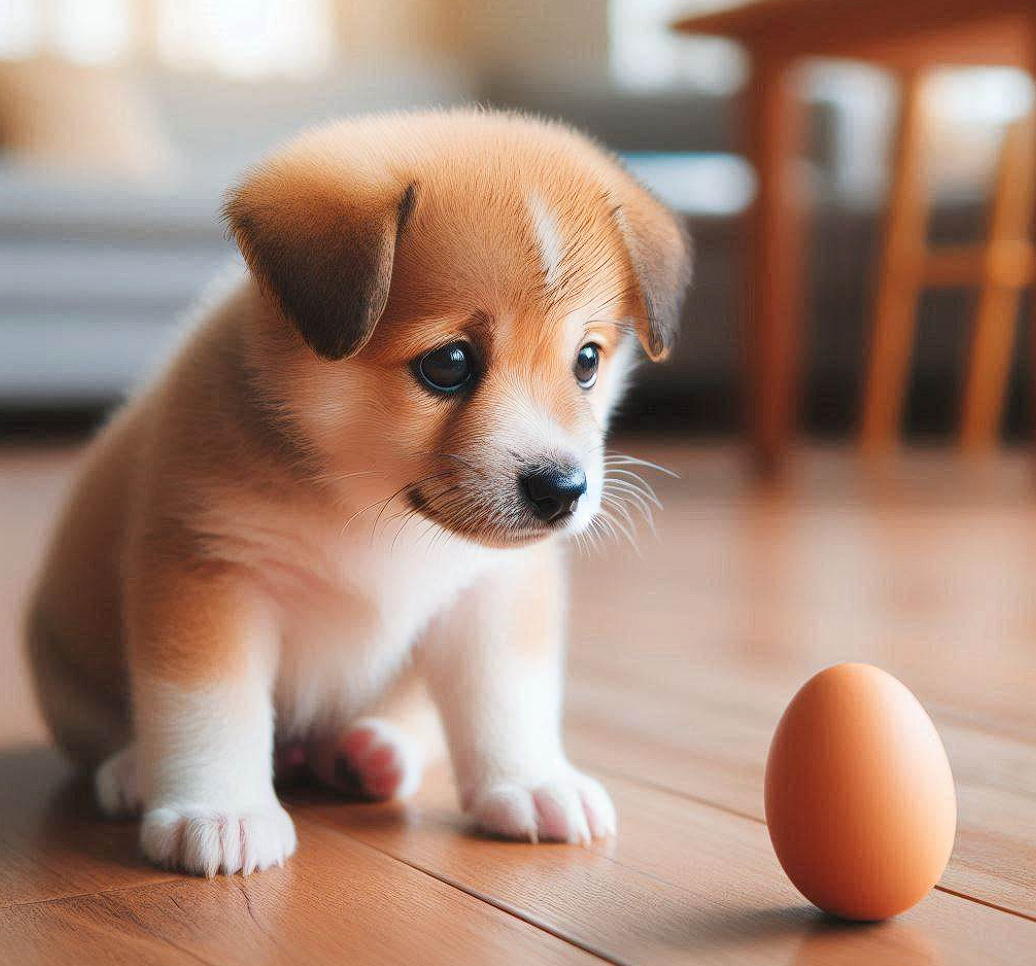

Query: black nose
[520,467,587,523]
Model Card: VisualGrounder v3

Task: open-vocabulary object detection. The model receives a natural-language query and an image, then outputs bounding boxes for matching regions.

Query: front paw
[470,769,616,845]
[141,800,296,877]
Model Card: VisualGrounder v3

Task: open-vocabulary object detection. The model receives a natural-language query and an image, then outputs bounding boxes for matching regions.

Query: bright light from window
[610,0,747,94]
[51,0,132,64]
[928,67,1034,125]
[623,152,756,215]
[0,0,44,59]
[155,0,334,79]
[1,0,335,75]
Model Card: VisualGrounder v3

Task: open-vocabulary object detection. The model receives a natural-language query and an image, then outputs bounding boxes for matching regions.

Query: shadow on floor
[635,896,939,965]
[0,744,148,885]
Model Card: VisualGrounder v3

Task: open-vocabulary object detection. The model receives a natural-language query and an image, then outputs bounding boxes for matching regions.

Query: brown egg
[764,663,956,921]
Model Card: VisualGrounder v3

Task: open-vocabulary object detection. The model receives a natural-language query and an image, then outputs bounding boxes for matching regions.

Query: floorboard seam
[582,760,1036,926]
[933,886,1036,924]
[299,809,630,966]
[585,760,765,826]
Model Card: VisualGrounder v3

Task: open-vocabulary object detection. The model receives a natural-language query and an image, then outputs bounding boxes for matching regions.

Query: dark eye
[416,341,474,393]
[574,343,600,389]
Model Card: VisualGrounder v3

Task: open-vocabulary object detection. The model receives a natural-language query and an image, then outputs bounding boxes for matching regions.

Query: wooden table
[673,0,1036,474]
[2,443,1035,964]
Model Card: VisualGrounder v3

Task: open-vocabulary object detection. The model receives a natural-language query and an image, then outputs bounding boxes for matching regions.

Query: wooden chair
[672,0,1036,474]
[862,78,1036,454]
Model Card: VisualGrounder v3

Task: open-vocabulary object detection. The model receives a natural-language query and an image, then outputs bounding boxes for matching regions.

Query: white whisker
[602,470,662,508]
[603,481,657,520]
[602,453,679,479]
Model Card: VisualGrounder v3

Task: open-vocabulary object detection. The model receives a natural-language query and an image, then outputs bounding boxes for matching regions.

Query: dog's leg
[420,543,616,844]
[307,672,443,800]
[95,743,141,816]
[128,567,295,877]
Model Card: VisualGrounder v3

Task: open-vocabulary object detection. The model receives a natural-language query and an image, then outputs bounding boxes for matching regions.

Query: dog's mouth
[405,484,573,547]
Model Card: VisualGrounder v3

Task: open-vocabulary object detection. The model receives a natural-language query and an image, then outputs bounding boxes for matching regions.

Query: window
[0,0,335,78]
[609,0,747,94]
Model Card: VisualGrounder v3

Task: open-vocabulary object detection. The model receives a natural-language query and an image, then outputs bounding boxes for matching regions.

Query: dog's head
[224,109,690,548]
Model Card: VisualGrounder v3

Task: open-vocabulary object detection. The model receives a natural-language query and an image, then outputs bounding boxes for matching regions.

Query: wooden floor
[1,441,1034,965]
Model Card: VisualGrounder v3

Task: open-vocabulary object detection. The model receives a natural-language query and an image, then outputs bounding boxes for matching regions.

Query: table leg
[1027,20,1036,469]
[860,71,928,454]
[959,112,1035,453]
[743,53,806,476]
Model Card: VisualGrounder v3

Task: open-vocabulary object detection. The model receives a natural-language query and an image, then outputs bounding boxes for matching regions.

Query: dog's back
[27,404,142,765]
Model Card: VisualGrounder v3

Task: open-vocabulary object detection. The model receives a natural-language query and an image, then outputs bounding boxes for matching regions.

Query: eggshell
[764,663,956,921]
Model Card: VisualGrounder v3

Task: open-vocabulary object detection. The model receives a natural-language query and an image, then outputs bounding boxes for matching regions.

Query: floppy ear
[613,183,692,361]
[223,161,417,360]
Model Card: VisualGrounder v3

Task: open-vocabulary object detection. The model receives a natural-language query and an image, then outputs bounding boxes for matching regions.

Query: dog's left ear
[223,158,418,360]
[612,181,692,362]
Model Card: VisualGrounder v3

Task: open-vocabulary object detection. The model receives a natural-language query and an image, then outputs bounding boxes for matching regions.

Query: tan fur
[26,108,690,871]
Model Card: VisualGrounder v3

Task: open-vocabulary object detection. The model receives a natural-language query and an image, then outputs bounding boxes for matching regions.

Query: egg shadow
[706,904,819,947]
[790,912,941,966]
[632,899,941,965]
[608,899,815,959]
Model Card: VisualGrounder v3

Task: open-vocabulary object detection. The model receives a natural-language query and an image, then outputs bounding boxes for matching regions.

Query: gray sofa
[4,70,1020,439]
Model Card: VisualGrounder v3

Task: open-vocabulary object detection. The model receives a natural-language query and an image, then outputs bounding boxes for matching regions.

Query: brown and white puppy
[26,109,690,877]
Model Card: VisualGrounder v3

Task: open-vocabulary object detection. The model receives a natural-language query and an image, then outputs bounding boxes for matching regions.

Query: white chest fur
[200,497,506,738]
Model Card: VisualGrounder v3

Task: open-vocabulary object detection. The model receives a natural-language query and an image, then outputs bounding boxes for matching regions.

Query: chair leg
[743,52,806,477]
[861,71,929,454]
[959,112,1036,453]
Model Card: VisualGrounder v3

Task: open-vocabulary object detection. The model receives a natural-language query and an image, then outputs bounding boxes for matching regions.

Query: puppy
[27,108,691,877]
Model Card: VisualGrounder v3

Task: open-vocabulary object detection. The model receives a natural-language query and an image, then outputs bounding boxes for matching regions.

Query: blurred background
[2,8,1035,949]
[1,0,1034,445]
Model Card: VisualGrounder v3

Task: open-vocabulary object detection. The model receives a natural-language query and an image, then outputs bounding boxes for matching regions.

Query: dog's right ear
[223,158,417,361]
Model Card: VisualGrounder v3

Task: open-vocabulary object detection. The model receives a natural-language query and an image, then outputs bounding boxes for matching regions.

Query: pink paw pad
[316,719,423,801]
[274,742,309,784]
